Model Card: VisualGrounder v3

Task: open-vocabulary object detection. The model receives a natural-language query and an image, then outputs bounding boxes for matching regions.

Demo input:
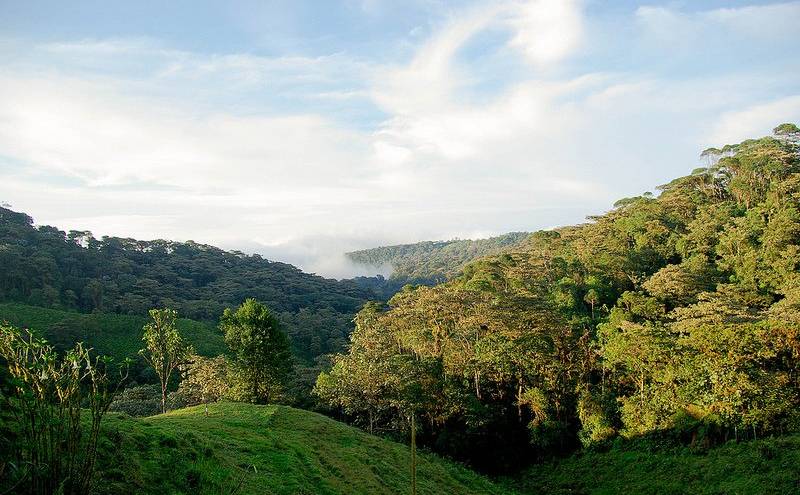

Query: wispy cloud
[636,2,800,45]
[0,0,798,277]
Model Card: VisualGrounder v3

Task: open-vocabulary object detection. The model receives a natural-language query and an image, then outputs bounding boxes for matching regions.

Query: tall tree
[139,308,193,414]
[221,299,293,404]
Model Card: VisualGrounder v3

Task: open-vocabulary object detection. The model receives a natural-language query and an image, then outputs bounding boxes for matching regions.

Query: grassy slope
[509,436,800,495]
[0,302,225,359]
[94,402,510,495]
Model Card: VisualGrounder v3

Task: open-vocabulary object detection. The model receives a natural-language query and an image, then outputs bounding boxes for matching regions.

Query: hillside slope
[0,302,225,360]
[509,436,800,494]
[347,232,529,284]
[94,403,510,495]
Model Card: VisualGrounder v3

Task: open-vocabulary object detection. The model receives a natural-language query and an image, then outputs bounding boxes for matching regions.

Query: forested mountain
[0,208,388,361]
[346,232,529,284]
[317,124,800,472]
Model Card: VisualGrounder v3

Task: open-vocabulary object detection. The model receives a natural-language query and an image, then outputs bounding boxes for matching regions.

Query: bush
[167,389,190,411]
[0,324,127,495]
[109,384,162,417]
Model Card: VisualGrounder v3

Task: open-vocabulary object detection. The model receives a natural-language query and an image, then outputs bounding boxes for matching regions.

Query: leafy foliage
[108,384,163,417]
[0,302,224,386]
[318,125,800,471]
[176,355,231,415]
[221,299,293,404]
[0,324,127,494]
[140,308,194,414]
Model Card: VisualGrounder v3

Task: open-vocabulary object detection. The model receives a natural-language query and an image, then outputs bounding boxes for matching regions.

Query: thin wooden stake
[411,413,417,495]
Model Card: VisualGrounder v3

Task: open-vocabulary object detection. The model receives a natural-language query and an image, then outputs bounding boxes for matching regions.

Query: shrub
[109,384,162,417]
[0,324,128,495]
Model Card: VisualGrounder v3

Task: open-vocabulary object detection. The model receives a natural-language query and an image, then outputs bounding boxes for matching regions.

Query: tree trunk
[640,370,645,409]
[161,383,167,414]
[601,364,606,395]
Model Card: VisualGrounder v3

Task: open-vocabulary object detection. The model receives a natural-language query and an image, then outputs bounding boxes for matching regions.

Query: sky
[0,0,798,278]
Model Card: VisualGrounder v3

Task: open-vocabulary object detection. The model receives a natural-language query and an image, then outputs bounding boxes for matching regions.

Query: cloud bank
[0,1,798,277]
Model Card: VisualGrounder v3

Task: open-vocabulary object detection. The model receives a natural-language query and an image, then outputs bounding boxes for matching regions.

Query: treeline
[346,232,529,284]
[0,210,390,362]
[316,124,800,472]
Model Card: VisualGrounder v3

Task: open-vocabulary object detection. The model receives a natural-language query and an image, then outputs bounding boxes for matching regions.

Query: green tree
[139,308,193,414]
[221,299,293,404]
[179,354,230,416]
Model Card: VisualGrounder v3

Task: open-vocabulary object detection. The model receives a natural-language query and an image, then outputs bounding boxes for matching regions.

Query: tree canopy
[317,125,800,472]
[221,299,294,404]
[347,232,529,285]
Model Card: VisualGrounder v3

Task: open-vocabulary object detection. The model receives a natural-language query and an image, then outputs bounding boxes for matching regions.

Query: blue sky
[0,0,798,277]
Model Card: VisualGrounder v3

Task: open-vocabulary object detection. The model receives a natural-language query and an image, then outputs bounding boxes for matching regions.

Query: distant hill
[0,206,390,362]
[346,232,529,284]
[93,402,510,495]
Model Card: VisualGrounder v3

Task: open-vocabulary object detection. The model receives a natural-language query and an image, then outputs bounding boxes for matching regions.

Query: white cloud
[0,75,372,192]
[506,0,583,67]
[709,95,800,145]
[0,1,798,278]
[368,1,589,166]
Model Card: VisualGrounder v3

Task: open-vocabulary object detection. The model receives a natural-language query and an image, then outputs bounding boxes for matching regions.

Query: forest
[1,123,800,494]
[347,232,529,285]
[317,123,800,471]
[0,208,395,363]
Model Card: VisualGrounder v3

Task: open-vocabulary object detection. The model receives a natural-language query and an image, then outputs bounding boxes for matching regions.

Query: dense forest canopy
[347,232,530,285]
[316,124,800,472]
[0,209,391,362]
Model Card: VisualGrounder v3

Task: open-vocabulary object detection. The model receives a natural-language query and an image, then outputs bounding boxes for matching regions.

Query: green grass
[0,302,225,359]
[509,436,800,495]
[94,402,510,495]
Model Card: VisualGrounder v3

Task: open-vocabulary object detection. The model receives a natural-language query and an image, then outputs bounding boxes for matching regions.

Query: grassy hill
[508,436,800,495]
[0,302,225,359]
[93,402,510,495]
